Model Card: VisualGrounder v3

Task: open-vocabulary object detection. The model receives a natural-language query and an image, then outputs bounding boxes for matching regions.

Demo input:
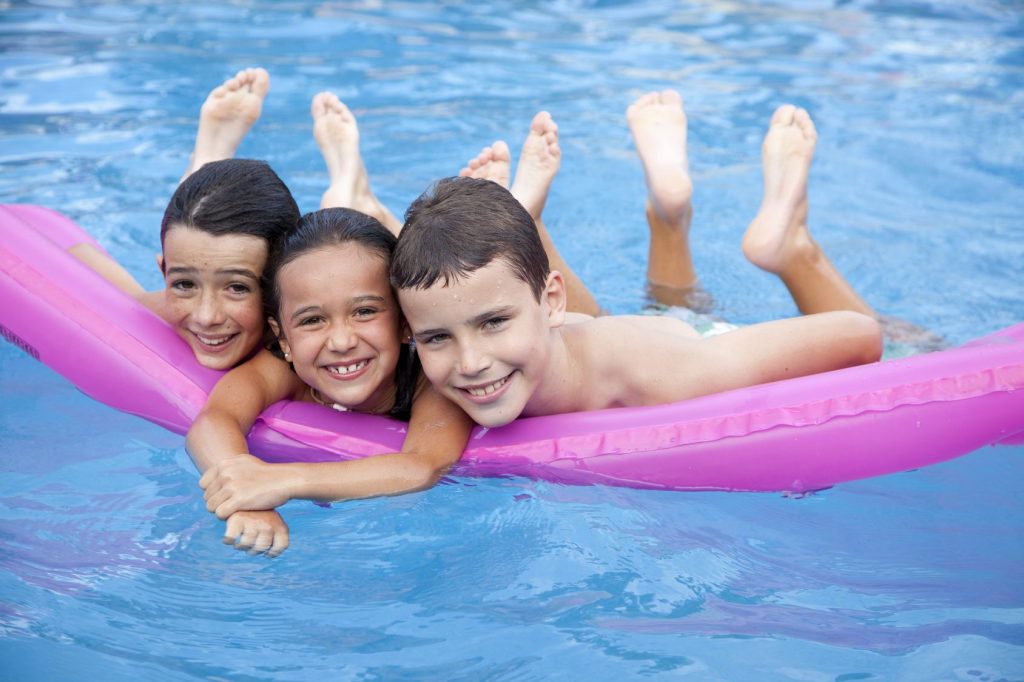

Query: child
[187,208,474,556]
[59,71,404,370]
[389,103,883,429]
[58,69,301,370]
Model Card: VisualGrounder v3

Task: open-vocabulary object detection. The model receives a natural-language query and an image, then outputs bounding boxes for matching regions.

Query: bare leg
[511,112,601,316]
[457,128,600,315]
[627,90,698,306]
[68,244,146,297]
[313,92,402,235]
[64,70,269,306]
[742,105,874,316]
[184,68,270,180]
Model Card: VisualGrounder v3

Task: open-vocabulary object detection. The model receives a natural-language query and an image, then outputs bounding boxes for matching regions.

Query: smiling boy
[391,177,882,428]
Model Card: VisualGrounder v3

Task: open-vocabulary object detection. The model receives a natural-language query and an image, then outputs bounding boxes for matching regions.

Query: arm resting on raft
[194,362,474,518]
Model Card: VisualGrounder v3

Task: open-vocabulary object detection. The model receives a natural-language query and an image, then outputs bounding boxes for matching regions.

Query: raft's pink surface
[2,204,1022,492]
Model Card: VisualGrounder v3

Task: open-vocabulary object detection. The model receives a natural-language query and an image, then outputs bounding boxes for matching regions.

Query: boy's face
[399,259,565,428]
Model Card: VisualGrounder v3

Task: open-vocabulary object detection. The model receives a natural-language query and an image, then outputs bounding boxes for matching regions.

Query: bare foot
[509,111,561,220]
[626,90,693,227]
[313,91,363,208]
[741,105,819,274]
[187,68,269,177]
[313,92,400,233]
[459,141,511,187]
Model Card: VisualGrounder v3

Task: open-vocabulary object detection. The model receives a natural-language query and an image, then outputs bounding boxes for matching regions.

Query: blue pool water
[2,1,1023,679]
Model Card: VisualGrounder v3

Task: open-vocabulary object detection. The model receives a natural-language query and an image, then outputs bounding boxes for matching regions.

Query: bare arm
[186,349,301,555]
[199,381,474,518]
[186,349,303,472]
[625,310,883,405]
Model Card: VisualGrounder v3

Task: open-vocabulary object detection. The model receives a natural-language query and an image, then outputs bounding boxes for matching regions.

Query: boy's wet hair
[160,159,300,248]
[264,207,419,421]
[391,177,549,300]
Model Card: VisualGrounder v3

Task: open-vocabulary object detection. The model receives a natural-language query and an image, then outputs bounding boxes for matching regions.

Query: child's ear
[543,270,567,328]
[267,317,291,359]
[156,253,164,275]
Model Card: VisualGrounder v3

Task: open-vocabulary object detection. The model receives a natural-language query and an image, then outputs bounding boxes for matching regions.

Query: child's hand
[199,453,297,519]
[223,509,290,557]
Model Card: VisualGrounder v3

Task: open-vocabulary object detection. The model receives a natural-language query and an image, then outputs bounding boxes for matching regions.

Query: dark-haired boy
[391,174,882,428]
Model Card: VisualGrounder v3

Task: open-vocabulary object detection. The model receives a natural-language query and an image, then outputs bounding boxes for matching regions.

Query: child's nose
[457,342,491,376]
[326,321,358,352]
[192,291,225,327]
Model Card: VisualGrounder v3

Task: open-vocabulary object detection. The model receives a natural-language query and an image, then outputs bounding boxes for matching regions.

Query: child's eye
[422,333,449,346]
[227,283,252,295]
[169,279,195,292]
[483,316,508,330]
[299,315,324,326]
[354,307,378,318]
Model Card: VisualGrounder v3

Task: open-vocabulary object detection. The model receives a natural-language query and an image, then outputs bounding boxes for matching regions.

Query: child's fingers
[248,528,274,555]
[266,529,290,558]
[215,501,239,521]
[222,514,244,545]
[205,487,231,517]
[233,525,258,552]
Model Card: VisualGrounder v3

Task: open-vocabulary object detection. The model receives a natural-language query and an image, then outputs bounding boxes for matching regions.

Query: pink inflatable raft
[2,204,1022,493]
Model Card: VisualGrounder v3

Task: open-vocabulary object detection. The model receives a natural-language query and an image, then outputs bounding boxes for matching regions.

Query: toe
[772,104,796,126]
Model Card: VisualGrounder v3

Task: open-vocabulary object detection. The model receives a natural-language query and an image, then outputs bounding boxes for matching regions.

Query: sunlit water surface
[1,1,1022,680]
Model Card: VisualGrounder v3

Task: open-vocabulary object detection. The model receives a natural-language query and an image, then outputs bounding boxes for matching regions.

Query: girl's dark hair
[264,208,419,421]
[160,159,300,246]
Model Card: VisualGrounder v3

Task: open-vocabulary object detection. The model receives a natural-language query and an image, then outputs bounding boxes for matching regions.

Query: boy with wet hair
[391,176,882,428]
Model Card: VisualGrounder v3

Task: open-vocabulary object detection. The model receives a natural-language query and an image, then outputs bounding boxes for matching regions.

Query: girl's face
[270,242,403,413]
[160,225,268,370]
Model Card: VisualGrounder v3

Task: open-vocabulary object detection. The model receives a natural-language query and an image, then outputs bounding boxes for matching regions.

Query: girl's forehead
[291,242,388,268]
[279,243,393,297]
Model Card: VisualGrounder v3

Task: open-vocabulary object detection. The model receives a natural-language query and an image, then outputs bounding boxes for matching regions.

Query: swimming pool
[2,1,1022,679]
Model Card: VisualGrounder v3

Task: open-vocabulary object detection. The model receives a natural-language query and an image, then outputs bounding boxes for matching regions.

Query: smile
[460,373,513,403]
[193,332,237,349]
[325,359,370,378]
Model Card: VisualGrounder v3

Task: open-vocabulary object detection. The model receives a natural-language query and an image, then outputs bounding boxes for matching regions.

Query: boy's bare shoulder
[569,313,700,341]
[563,314,705,407]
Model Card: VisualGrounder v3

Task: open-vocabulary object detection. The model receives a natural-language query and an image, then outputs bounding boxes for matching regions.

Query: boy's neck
[522,325,585,418]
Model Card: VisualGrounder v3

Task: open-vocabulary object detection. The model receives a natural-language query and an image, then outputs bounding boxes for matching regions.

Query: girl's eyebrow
[289,305,322,322]
[289,295,389,322]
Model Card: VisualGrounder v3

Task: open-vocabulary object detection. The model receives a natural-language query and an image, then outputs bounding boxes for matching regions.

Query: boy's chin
[461,402,523,429]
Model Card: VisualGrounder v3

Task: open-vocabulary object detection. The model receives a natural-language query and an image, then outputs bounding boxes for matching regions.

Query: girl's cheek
[238,301,265,331]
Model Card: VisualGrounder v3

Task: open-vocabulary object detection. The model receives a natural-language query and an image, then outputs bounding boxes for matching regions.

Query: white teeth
[467,376,508,397]
[326,360,369,376]
[197,334,230,347]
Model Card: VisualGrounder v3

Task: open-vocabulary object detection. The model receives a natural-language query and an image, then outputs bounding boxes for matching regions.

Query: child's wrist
[280,463,311,501]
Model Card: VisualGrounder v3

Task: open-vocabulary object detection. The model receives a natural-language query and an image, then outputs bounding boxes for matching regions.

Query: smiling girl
[186,208,473,557]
